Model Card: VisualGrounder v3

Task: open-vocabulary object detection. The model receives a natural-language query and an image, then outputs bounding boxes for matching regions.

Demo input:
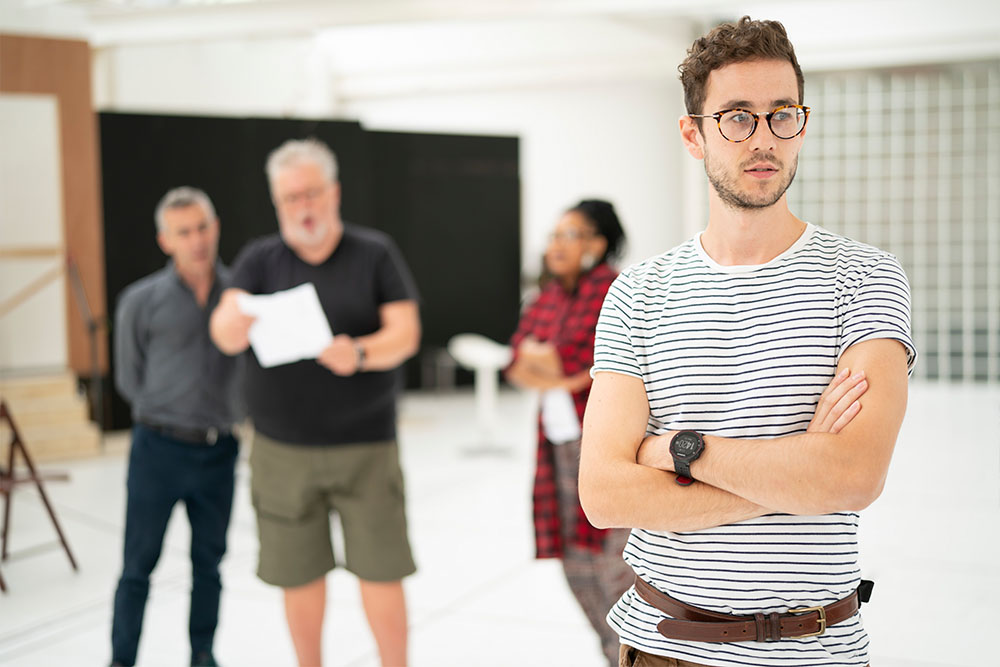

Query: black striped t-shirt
[592,223,916,667]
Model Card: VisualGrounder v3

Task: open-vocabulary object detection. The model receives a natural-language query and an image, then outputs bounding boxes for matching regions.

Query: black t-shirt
[230,224,419,445]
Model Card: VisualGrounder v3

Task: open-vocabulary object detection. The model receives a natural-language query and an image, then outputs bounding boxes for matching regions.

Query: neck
[700,192,805,266]
[174,262,214,304]
[556,270,581,291]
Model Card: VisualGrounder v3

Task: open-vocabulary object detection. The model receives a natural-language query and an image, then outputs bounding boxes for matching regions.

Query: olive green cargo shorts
[249,431,416,588]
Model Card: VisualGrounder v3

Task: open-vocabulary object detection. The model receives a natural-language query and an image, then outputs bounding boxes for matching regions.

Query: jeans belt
[140,421,228,445]
[632,575,860,643]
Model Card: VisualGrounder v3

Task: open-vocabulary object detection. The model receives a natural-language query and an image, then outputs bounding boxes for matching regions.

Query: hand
[561,370,593,394]
[317,334,361,376]
[211,289,256,354]
[518,337,562,376]
[807,368,868,434]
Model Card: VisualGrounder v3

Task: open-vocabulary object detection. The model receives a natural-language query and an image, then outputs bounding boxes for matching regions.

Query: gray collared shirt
[114,260,242,431]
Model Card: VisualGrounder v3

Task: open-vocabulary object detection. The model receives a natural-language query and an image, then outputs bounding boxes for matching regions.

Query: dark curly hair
[679,16,804,120]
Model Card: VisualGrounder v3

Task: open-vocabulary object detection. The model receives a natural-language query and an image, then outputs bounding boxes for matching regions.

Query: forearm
[113,364,141,403]
[356,325,420,371]
[506,359,568,391]
[113,331,141,401]
[642,431,883,515]
[579,458,772,532]
[113,307,142,402]
[706,432,889,514]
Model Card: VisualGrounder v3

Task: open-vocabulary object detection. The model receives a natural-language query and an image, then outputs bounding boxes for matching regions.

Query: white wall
[93,37,333,118]
[345,81,687,278]
[0,94,68,372]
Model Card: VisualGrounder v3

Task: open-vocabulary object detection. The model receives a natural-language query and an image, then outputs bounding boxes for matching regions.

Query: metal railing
[0,247,107,431]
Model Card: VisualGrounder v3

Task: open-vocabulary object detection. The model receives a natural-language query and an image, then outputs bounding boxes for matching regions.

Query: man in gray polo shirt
[110,187,241,667]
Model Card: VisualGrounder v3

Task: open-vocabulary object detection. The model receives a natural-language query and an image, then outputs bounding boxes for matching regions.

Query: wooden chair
[0,399,79,592]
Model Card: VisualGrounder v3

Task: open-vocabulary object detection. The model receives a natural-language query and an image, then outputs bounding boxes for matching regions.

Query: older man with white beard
[210,138,420,667]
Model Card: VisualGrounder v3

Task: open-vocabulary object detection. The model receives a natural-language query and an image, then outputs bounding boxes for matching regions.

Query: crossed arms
[578,338,910,533]
[505,337,593,393]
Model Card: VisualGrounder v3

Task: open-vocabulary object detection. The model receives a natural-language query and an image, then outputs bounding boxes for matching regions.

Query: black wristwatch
[669,430,705,486]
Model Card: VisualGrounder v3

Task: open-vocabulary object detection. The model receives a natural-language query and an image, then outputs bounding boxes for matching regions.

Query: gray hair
[265,138,339,188]
[154,186,217,233]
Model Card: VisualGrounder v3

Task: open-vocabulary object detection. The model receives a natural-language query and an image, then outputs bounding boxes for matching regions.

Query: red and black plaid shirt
[508,262,618,558]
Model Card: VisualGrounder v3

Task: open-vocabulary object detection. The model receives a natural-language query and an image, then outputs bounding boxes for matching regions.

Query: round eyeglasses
[689,104,810,143]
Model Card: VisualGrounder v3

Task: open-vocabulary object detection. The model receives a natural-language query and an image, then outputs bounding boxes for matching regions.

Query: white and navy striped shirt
[593,223,915,667]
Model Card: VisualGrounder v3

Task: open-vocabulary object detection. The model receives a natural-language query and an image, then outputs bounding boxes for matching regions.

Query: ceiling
[2,0,998,73]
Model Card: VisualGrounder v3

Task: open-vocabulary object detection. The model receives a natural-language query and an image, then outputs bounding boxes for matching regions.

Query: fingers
[808,368,868,433]
[818,367,850,403]
[829,399,862,434]
[824,374,868,431]
[808,368,850,432]
[317,335,358,375]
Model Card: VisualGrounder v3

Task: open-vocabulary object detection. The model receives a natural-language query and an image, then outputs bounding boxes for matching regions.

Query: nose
[747,116,778,151]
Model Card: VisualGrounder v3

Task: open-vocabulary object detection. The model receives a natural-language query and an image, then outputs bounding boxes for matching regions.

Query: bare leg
[284,577,326,667]
[359,579,407,666]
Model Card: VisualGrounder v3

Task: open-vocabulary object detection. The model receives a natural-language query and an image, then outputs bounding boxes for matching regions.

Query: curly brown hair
[679,16,804,119]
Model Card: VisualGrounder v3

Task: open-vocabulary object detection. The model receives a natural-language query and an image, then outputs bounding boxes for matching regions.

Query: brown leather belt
[633,576,859,643]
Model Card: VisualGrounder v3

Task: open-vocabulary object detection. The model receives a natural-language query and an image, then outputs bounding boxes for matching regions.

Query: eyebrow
[718,98,798,110]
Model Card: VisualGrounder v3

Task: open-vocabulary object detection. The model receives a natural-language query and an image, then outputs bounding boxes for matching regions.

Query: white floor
[0,383,997,667]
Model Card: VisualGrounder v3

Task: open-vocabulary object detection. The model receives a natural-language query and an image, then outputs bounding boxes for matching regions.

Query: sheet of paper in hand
[235,283,334,368]
[541,388,582,445]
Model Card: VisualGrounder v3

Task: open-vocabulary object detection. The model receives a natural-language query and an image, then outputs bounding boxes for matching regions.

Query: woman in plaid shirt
[506,199,629,665]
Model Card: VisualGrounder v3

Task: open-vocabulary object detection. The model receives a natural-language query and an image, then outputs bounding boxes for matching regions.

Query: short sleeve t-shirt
[230,223,419,445]
[592,223,915,667]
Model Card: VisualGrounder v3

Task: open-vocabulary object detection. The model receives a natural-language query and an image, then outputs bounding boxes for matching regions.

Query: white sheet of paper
[540,388,582,445]
[236,283,334,368]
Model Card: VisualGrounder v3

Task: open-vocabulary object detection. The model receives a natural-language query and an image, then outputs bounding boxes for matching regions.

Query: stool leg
[474,366,499,441]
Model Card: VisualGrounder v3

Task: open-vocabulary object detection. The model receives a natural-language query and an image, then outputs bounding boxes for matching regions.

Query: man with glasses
[579,16,915,667]
[210,138,420,667]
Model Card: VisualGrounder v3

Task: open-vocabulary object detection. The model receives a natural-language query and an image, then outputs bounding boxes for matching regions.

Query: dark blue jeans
[111,425,238,666]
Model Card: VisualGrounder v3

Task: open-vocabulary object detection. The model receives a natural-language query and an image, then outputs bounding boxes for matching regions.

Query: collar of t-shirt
[693,222,815,274]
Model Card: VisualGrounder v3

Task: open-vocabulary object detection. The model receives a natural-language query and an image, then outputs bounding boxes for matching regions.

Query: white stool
[446,333,513,455]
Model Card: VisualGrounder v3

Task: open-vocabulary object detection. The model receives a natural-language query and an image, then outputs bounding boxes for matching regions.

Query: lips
[744,163,778,179]
[745,164,778,173]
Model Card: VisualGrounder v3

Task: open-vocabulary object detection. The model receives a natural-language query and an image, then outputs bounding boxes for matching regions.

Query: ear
[156,231,172,256]
[679,115,706,160]
[588,235,608,260]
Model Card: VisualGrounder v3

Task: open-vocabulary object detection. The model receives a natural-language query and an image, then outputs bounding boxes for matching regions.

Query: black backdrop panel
[99,112,519,429]
[370,131,521,385]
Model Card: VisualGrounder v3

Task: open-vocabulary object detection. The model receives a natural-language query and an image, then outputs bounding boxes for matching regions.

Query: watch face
[671,432,702,460]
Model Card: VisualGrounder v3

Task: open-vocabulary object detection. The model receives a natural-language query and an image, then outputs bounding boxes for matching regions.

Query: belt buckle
[206,427,218,445]
[786,605,827,638]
